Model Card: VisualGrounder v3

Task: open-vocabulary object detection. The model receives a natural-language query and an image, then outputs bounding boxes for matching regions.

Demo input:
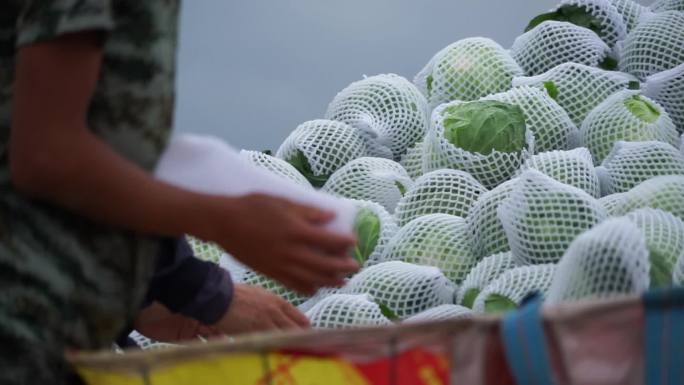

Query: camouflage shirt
[0,0,180,357]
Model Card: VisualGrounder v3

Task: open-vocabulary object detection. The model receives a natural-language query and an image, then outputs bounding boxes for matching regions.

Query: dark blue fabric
[500,294,554,385]
[643,287,684,385]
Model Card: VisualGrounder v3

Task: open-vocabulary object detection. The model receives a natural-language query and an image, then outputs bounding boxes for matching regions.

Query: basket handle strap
[643,287,684,385]
[500,294,554,385]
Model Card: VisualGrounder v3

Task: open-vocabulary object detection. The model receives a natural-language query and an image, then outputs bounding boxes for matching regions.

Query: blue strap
[500,295,554,385]
[643,287,684,385]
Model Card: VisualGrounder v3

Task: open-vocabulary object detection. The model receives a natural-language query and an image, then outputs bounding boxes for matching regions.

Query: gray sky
[172,1,633,151]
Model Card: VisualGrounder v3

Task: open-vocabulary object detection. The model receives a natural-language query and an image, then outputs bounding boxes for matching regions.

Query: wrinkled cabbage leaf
[286,150,330,187]
[442,100,527,155]
[525,4,605,39]
[352,208,381,266]
[624,95,660,123]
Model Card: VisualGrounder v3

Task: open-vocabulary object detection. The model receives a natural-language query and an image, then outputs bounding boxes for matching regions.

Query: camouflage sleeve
[16,0,114,47]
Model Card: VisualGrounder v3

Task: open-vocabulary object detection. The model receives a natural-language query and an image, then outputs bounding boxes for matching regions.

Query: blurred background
[173,0,646,152]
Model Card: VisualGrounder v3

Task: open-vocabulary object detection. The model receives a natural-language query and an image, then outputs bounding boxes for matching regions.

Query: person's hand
[133,302,221,343]
[208,284,310,335]
[204,194,359,295]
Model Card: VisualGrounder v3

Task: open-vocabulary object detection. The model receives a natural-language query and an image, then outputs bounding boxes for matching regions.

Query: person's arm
[10,32,358,294]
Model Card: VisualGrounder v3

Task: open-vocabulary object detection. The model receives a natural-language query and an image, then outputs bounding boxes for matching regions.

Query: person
[0,2,358,384]
[120,237,310,348]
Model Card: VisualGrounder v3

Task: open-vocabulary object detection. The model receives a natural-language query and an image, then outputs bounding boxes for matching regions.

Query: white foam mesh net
[187,236,224,264]
[520,148,601,198]
[219,254,310,307]
[414,37,523,109]
[498,170,607,265]
[394,169,487,227]
[346,261,455,319]
[129,331,177,351]
[580,89,679,163]
[400,139,427,179]
[304,294,392,330]
[296,286,348,314]
[482,85,578,154]
[650,0,684,12]
[624,208,684,287]
[380,214,478,285]
[325,74,429,160]
[350,199,399,267]
[612,175,684,221]
[467,179,519,258]
[322,157,413,213]
[472,264,557,313]
[276,119,369,186]
[512,62,639,127]
[599,192,629,216]
[618,11,684,80]
[456,251,518,307]
[304,294,389,329]
[510,20,610,76]
[240,150,312,188]
[423,100,534,189]
[557,0,627,48]
[596,141,684,195]
[403,305,473,323]
[643,63,684,134]
[674,253,684,285]
[611,0,651,32]
[546,218,650,303]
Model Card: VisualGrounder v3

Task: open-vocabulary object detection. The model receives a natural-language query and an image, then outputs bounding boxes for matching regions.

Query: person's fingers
[269,270,318,295]
[287,201,335,225]
[290,248,359,276]
[276,264,344,294]
[271,310,303,331]
[280,302,310,328]
[293,224,356,254]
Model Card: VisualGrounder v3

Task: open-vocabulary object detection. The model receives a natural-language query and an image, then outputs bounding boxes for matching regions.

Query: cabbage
[526,5,605,39]
[352,208,381,266]
[286,150,329,188]
[623,95,660,123]
[441,100,527,156]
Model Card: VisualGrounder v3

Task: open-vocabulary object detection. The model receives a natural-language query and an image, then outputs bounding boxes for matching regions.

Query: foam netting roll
[187,236,224,264]
[555,0,627,48]
[456,251,518,307]
[649,0,684,12]
[346,261,455,319]
[325,74,429,160]
[400,139,427,179]
[596,141,684,195]
[219,254,310,306]
[512,62,639,127]
[240,150,313,188]
[472,264,557,313]
[350,199,399,267]
[467,179,519,259]
[618,11,684,80]
[580,89,679,163]
[643,63,684,134]
[394,169,487,227]
[403,304,473,323]
[624,208,684,287]
[380,214,478,285]
[304,294,392,330]
[611,175,684,221]
[413,37,523,109]
[276,119,370,187]
[322,157,413,213]
[498,169,607,265]
[510,20,610,76]
[546,218,650,303]
[423,99,533,189]
[611,0,652,32]
[520,147,601,198]
[599,192,629,216]
[482,85,578,154]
